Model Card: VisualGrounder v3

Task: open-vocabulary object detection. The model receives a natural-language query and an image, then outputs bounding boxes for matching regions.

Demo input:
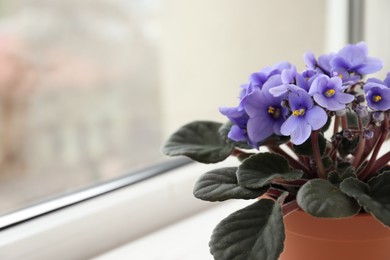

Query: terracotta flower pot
[279,210,390,260]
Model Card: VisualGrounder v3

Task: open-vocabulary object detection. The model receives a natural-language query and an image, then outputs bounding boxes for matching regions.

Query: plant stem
[359,115,389,181]
[311,131,326,179]
[341,115,348,129]
[266,187,286,199]
[231,148,252,161]
[333,115,340,135]
[352,118,365,169]
[370,151,390,174]
[282,200,299,216]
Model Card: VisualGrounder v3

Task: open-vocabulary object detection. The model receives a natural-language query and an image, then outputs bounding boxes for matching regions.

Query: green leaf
[293,132,327,156]
[210,198,285,260]
[337,131,360,157]
[346,110,359,129]
[328,165,357,184]
[162,121,234,163]
[237,153,303,189]
[193,167,269,201]
[340,172,390,227]
[297,179,361,218]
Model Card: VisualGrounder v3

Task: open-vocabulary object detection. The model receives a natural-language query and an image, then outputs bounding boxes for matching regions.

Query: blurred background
[0,0,388,216]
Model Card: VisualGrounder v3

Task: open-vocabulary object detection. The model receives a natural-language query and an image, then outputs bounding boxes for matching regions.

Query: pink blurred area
[0,0,163,214]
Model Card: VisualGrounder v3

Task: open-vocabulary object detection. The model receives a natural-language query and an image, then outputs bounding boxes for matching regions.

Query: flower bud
[355,105,369,118]
[372,111,385,124]
[342,129,353,140]
[356,94,366,103]
[363,129,374,140]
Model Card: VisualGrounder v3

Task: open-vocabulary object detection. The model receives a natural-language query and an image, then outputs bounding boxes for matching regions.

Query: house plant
[162,42,390,259]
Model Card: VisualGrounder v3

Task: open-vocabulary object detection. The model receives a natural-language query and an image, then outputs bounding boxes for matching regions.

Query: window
[6,0,389,259]
[0,0,165,216]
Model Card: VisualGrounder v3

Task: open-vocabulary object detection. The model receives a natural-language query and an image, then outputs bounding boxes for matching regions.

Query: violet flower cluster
[220,42,388,146]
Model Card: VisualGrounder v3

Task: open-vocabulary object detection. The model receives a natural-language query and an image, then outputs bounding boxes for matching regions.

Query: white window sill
[93,199,252,260]
[0,157,239,259]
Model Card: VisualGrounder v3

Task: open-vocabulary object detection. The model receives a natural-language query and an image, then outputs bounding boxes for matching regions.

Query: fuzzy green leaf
[237,153,303,189]
[193,167,269,201]
[210,198,285,260]
[162,121,234,163]
[340,171,390,227]
[297,179,361,218]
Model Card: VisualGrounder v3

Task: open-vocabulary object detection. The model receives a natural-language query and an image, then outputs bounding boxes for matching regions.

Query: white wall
[365,0,390,79]
[160,0,327,137]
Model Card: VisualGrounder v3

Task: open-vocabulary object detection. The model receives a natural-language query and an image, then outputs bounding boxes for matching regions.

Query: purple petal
[247,116,274,143]
[228,125,247,142]
[262,74,283,90]
[356,42,369,56]
[272,117,286,136]
[219,106,243,117]
[290,120,311,145]
[366,77,383,85]
[334,92,355,104]
[328,76,343,90]
[268,84,289,97]
[289,90,313,110]
[384,73,390,87]
[280,116,299,136]
[338,43,366,65]
[363,82,386,94]
[304,51,316,69]
[243,88,266,116]
[318,54,334,73]
[305,106,327,130]
[309,75,328,95]
[355,57,383,74]
[295,73,310,92]
[330,56,351,70]
[249,72,267,87]
[313,93,346,111]
[281,66,296,84]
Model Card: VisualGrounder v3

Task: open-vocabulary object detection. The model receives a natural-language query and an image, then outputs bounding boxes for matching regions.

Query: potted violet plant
[162,42,390,260]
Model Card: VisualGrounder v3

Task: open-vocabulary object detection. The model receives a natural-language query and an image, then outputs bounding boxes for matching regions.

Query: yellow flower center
[338,74,343,79]
[325,89,336,97]
[373,95,382,102]
[268,106,280,118]
[268,106,275,114]
[293,108,305,116]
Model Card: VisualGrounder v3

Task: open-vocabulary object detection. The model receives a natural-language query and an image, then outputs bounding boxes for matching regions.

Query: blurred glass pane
[0,0,164,214]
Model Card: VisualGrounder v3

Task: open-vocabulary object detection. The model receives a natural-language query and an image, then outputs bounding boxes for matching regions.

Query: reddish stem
[352,118,365,169]
[359,116,389,180]
[370,151,390,174]
[341,115,348,129]
[282,200,300,216]
[312,131,326,179]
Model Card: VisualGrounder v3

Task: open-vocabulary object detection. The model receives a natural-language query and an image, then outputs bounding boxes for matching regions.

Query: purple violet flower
[304,42,383,83]
[243,76,288,144]
[308,74,355,111]
[219,62,292,145]
[363,73,390,111]
[280,90,327,145]
[269,66,310,97]
[219,106,249,142]
[248,62,292,89]
[219,84,253,143]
